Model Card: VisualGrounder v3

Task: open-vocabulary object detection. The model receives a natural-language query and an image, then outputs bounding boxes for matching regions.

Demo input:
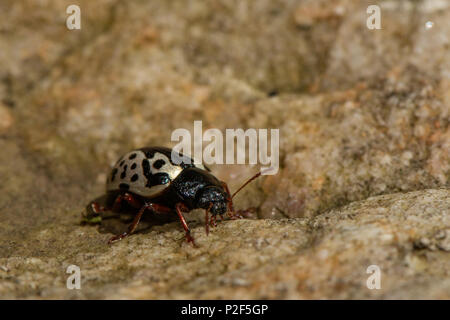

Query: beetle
[85,146,261,245]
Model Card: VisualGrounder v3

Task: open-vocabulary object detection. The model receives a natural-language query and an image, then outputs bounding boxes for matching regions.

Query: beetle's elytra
[85,146,260,245]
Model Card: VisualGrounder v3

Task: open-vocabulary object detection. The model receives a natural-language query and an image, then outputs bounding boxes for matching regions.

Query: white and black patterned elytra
[106,147,208,198]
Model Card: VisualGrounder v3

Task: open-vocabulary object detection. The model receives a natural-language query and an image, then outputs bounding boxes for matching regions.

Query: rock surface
[0,0,449,299]
[0,189,448,299]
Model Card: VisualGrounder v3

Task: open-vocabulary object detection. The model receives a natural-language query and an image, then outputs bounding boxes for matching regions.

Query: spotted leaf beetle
[85,146,261,245]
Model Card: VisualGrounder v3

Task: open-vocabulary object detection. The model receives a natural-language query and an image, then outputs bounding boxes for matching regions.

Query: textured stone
[0,190,448,299]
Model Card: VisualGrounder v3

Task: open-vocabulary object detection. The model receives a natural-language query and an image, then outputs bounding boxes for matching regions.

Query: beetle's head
[197,186,228,216]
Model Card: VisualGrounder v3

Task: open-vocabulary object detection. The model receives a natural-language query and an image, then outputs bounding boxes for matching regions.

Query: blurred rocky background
[0,0,448,299]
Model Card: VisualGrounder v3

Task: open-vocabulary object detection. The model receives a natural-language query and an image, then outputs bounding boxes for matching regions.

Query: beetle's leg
[221,181,248,220]
[83,202,105,220]
[227,206,243,220]
[175,203,196,246]
[221,181,235,215]
[147,203,173,215]
[210,214,217,228]
[108,202,172,244]
[108,203,148,244]
[205,207,209,236]
[84,200,109,217]
[228,211,243,220]
[83,200,109,224]
[204,203,213,235]
[111,192,142,211]
[91,202,107,213]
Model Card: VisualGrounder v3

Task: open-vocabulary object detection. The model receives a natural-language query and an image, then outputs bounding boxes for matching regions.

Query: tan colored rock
[0,189,448,299]
[0,104,13,133]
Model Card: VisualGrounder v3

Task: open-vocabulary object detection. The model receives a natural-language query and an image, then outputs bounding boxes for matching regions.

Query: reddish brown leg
[88,192,142,216]
[90,202,107,214]
[221,181,235,214]
[108,202,172,244]
[229,211,243,220]
[204,203,213,235]
[108,203,147,244]
[112,192,142,211]
[84,200,108,217]
[205,208,209,236]
[83,201,107,224]
[210,214,217,227]
[221,181,244,220]
[175,203,195,246]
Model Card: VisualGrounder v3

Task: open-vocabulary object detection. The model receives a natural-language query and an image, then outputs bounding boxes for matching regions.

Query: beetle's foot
[227,211,244,220]
[185,232,197,247]
[204,215,218,236]
[108,232,128,244]
[236,207,257,219]
[209,215,218,228]
[205,221,209,236]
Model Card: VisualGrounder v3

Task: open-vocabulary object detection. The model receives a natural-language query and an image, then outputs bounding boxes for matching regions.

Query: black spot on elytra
[131,163,137,170]
[145,150,156,159]
[142,159,170,188]
[110,168,118,182]
[179,162,192,169]
[142,159,150,175]
[153,159,165,169]
[151,173,170,185]
[120,165,127,179]
[139,147,212,171]
[119,160,125,167]
[131,174,139,182]
[119,183,129,190]
[129,153,137,160]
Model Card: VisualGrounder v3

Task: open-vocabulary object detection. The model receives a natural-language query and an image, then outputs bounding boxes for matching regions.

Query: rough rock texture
[1,190,448,299]
[0,0,449,299]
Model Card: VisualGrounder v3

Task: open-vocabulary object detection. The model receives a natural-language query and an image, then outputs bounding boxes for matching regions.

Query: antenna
[231,169,268,199]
